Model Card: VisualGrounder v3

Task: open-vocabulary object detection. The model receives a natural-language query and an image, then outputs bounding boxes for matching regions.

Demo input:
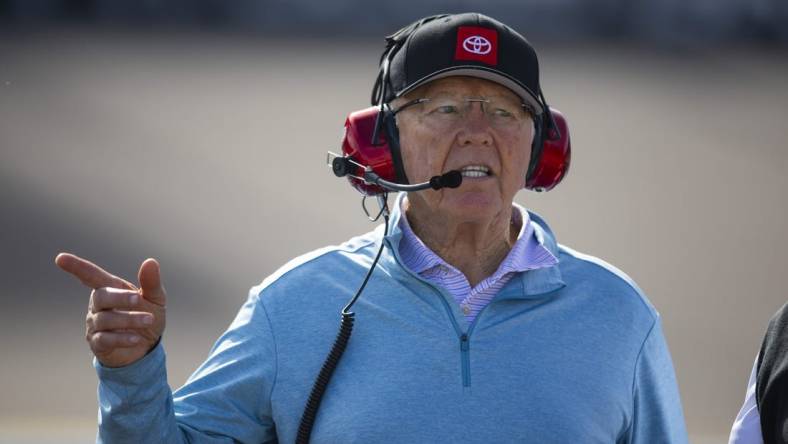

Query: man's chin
[441,193,504,220]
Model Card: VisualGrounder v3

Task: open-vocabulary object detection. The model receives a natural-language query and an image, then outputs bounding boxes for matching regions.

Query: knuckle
[91,331,104,347]
[91,311,103,328]
[88,289,97,312]
[93,287,111,310]
[136,314,152,327]
[94,331,113,349]
[96,286,109,297]
[93,334,111,353]
[92,311,112,330]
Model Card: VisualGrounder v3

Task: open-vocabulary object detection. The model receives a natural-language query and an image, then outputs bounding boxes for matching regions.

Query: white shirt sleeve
[729,355,764,444]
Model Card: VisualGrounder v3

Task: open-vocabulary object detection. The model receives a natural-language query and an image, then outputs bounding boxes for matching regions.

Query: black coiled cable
[295,312,355,444]
[296,210,390,444]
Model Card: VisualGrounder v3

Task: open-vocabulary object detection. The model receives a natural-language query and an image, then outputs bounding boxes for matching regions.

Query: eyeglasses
[393,94,534,130]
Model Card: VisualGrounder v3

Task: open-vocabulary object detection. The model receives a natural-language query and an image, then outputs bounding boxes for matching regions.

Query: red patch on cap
[454,26,498,66]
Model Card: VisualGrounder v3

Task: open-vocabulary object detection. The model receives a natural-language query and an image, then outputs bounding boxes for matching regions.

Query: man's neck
[404,201,519,287]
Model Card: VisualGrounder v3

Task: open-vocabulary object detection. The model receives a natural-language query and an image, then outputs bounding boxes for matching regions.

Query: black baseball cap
[379,13,544,115]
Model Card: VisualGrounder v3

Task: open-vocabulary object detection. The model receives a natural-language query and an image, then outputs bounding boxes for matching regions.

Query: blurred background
[1,1,787,442]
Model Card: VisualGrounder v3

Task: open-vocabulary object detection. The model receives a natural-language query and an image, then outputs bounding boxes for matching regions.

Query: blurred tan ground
[1,27,786,442]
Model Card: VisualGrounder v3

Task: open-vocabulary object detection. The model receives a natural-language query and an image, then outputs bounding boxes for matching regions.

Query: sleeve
[95,288,278,444]
[627,318,689,444]
[728,355,764,444]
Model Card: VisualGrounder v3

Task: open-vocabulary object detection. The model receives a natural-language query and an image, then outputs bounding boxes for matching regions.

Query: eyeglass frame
[391,95,536,126]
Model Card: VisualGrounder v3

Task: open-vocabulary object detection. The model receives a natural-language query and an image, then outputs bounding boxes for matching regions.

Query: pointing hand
[55,253,167,368]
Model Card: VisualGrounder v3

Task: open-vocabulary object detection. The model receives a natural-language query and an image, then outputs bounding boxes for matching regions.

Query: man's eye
[492,108,514,118]
[434,105,459,114]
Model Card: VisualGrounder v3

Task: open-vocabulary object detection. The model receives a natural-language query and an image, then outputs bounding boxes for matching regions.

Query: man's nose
[457,102,493,146]
[462,100,488,120]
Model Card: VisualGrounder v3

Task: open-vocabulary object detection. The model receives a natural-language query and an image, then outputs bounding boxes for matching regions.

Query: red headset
[330,15,571,196]
[333,104,571,196]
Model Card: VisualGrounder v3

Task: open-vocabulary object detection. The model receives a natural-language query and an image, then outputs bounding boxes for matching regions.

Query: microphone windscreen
[441,170,462,189]
[429,170,463,190]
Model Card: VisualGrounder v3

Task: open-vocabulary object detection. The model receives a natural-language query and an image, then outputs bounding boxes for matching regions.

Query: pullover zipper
[433,288,490,388]
[387,239,492,389]
[460,334,470,387]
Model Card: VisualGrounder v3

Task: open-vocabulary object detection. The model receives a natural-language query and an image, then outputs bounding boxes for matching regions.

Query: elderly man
[56,12,687,443]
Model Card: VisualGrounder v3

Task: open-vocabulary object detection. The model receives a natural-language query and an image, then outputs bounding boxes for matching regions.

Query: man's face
[394,76,534,224]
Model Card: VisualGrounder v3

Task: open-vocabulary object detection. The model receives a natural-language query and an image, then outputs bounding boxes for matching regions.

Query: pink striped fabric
[398,200,558,323]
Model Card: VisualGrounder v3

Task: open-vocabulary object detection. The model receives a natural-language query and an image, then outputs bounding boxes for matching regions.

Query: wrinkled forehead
[401,76,523,102]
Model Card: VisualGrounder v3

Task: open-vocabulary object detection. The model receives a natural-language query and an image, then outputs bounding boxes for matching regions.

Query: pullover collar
[382,193,565,299]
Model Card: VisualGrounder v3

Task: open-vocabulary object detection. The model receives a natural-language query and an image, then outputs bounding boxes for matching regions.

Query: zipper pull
[460,334,469,351]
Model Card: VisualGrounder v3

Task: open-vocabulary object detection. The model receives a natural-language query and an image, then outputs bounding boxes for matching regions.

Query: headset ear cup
[525,107,571,191]
[382,106,410,184]
[525,114,545,183]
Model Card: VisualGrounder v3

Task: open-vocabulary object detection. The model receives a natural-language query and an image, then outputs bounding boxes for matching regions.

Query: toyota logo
[462,36,492,55]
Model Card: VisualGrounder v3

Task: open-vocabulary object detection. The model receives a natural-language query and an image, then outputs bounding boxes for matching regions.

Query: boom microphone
[365,170,462,192]
[331,155,462,193]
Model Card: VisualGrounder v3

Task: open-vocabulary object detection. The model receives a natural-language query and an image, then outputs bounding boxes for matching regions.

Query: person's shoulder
[249,228,382,303]
[557,243,658,322]
[526,210,656,318]
[527,209,659,340]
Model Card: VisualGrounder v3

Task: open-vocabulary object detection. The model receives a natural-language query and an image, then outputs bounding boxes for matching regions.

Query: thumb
[138,258,166,306]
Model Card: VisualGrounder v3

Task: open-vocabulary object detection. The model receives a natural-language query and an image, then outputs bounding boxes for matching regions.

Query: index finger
[55,253,137,291]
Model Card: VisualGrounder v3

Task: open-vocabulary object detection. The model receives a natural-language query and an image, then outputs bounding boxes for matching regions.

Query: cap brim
[395,66,544,115]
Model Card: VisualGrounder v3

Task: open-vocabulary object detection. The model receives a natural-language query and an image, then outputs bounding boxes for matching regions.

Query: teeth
[460,165,490,177]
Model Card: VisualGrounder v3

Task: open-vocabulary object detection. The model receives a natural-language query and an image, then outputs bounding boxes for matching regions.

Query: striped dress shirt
[398,199,558,323]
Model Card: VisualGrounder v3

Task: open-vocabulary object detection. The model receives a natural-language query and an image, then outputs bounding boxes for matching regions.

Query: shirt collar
[397,199,445,274]
[384,193,564,298]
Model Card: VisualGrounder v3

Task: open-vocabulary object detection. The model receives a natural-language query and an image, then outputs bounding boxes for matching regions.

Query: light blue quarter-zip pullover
[95,199,688,443]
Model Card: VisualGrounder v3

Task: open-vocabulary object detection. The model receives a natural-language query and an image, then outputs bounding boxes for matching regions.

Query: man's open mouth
[460,165,491,178]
